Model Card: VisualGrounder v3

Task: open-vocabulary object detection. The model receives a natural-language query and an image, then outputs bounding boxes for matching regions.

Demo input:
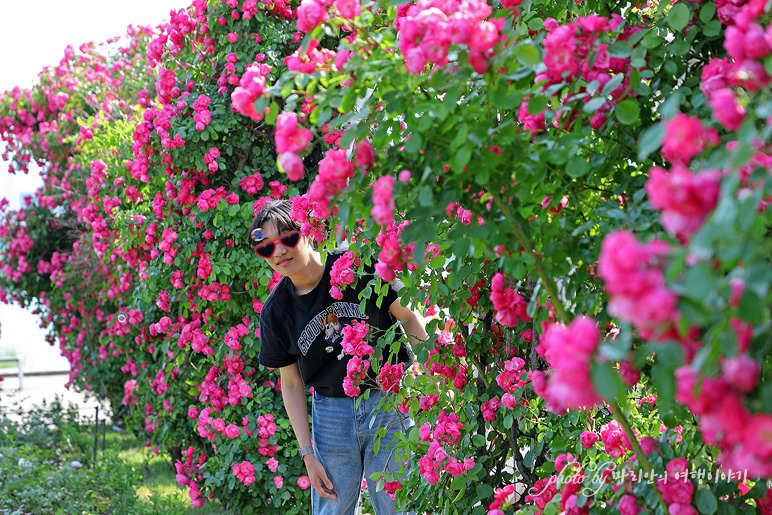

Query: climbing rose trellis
[2,0,772,513]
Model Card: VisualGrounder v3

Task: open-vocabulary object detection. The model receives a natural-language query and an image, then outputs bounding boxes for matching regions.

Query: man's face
[257,220,311,277]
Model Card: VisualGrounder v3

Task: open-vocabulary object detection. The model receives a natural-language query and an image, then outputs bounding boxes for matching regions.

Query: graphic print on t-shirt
[297,301,369,358]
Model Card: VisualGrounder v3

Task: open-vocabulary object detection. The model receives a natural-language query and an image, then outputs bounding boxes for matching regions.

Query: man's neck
[290,250,325,295]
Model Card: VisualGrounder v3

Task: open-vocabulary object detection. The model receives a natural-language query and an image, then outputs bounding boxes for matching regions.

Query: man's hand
[303,454,337,499]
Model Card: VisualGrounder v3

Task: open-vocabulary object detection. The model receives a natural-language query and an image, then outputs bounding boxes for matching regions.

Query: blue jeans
[311,389,409,515]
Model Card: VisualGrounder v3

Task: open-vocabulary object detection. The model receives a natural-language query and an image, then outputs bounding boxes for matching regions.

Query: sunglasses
[253,230,301,258]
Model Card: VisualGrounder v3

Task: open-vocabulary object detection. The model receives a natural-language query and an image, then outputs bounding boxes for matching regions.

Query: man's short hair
[247,199,302,244]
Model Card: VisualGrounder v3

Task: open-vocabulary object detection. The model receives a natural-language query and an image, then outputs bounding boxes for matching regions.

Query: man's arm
[389,298,428,348]
[279,363,336,499]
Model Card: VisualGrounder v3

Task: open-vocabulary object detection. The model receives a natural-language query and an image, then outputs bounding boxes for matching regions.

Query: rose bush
[2,0,772,513]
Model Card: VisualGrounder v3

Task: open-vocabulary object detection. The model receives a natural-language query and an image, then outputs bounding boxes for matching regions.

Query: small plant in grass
[0,400,232,515]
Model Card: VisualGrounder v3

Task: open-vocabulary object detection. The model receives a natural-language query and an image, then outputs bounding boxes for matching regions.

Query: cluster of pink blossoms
[645,163,721,239]
[198,409,242,440]
[341,321,373,396]
[418,440,474,484]
[196,252,213,280]
[191,94,212,131]
[599,419,632,457]
[520,14,636,131]
[224,323,249,350]
[284,38,339,74]
[256,414,279,456]
[275,111,312,181]
[329,251,360,299]
[597,230,677,337]
[700,0,772,130]
[656,460,696,514]
[295,0,363,32]
[289,194,326,243]
[489,273,531,327]
[196,187,233,212]
[174,447,208,507]
[159,227,178,264]
[233,461,256,485]
[377,362,404,394]
[425,334,469,390]
[230,63,270,120]
[532,316,603,413]
[197,282,231,302]
[495,357,528,409]
[675,355,771,477]
[308,149,355,218]
[374,221,414,283]
[238,172,264,194]
[204,146,220,172]
[522,475,559,513]
[661,113,719,165]
[396,0,505,74]
[371,175,395,227]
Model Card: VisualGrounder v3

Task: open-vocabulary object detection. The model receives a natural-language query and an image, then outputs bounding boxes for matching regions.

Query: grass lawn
[0,397,234,515]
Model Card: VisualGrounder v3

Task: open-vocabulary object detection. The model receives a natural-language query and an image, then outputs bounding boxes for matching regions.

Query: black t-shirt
[257,250,414,397]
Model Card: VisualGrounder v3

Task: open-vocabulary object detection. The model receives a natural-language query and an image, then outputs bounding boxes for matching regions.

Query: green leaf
[514,44,541,67]
[527,95,548,115]
[703,20,721,37]
[667,3,691,32]
[475,483,494,500]
[472,434,486,447]
[738,291,765,324]
[606,42,632,58]
[450,124,469,151]
[583,97,606,114]
[699,2,716,23]
[637,123,664,161]
[404,132,424,155]
[764,55,772,76]
[615,99,640,125]
[265,102,279,125]
[601,74,625,97]
[591,361,627,401]
[566,155,590,178]
[696,489,718,514]
[454,143,473,171]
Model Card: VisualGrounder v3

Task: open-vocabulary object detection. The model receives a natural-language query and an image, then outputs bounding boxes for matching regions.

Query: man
[250,200,426,515]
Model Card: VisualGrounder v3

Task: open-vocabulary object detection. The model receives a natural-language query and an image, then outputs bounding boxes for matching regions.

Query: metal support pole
[17,357,22,391]
[102,419,106,452]
[93,406,99,468]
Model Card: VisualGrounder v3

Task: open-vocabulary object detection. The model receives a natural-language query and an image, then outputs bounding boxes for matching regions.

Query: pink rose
[580,431,599,449]
[334,0,361,19]
[468,20,498,53]
[223,424,240,439]
[333,50,351,71]
[355,139,375,169]
[721,354,759,392]
[297,0,328,32]
[668,504,697,515]
[618,495,642,515]
[273,475,284,488]
[661,112,719,164]
[744,414,772,459]
[404,46,427,75]
[709,88,745,131]
[278,152,305,181]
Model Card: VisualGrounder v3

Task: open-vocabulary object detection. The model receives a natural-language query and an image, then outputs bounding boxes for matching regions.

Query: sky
[0,0,187,370]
